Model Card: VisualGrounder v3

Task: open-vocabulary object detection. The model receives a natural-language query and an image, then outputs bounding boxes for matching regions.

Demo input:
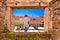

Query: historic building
[29,16,44,27]
[13,15,30,27]
[13,15,44,28]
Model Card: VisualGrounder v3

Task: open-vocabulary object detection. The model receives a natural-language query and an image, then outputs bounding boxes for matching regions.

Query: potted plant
[15,24,23,30]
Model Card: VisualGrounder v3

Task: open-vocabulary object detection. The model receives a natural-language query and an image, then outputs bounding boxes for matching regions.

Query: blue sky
[12,9,44,17]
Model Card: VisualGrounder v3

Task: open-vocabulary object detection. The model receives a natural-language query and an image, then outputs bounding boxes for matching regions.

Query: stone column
[44,7,50,32]
[49,7,53,32]
[6,6,12,32]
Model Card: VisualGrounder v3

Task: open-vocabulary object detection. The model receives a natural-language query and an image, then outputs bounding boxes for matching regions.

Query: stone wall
[0,0,52,32]
[5,0,52,32]
[0,0,6,33]
[49,0,60,40]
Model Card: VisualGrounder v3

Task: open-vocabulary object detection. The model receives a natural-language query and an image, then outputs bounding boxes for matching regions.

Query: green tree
[15,24,24,30]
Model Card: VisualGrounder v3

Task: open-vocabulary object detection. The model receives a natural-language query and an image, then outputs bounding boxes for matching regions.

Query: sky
[12,9,44,17]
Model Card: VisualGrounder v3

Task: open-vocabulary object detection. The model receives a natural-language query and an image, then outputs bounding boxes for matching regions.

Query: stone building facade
[13,15,44,28]
[29,16,44,27]
[13,15,30,27]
